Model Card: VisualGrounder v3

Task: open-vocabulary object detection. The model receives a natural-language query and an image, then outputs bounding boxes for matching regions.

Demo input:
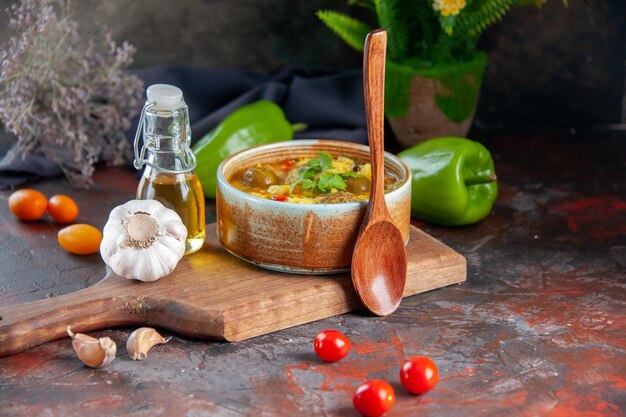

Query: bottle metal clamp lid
[133,84,197,173]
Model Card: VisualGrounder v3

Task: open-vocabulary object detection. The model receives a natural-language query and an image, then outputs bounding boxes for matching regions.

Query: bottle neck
[144,105,191,149]
[138,103,196,174]
[143,140,195,174]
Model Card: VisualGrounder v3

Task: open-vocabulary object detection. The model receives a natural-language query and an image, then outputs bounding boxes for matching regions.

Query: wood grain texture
[362,29,388,221]
[0,223,465,357]
[352,29,408,317]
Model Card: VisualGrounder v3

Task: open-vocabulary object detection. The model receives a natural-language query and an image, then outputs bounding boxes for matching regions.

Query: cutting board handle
[0,272,130,357]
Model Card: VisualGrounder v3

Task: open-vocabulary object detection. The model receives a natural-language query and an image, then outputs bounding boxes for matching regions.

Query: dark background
[0,0,624,129]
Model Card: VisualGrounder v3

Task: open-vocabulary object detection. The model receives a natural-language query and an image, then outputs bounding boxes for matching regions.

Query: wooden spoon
[351,29,408,316]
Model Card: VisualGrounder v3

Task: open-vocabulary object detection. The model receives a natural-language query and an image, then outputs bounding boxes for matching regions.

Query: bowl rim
[216,139,411,208]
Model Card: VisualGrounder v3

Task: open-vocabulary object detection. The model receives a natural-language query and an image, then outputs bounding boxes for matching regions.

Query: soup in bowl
[229,151,403,204]
[216,140,412,274]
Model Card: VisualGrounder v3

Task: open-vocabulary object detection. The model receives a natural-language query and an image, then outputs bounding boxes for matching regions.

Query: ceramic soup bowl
[216,140,411,274]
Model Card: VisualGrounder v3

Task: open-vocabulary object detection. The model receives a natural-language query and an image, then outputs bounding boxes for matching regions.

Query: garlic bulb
[127,327,171,360]
[67,327,116,368]
[100,199,187,282]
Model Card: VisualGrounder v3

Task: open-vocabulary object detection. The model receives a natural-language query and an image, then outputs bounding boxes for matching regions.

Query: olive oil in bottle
[133,84,206,254]
[137,171,205,254]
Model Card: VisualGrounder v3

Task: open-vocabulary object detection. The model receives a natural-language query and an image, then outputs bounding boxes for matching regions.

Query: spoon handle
[363,29,388,220]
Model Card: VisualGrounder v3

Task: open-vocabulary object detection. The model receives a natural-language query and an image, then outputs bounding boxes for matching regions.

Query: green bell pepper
[192,100,305,198]
[398,137,498,226]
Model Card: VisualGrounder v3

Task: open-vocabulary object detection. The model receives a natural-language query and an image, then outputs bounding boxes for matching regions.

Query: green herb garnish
[341,171,361,178]
[318,172,347,192]
[307,151,333,171]
[289,151,359,195]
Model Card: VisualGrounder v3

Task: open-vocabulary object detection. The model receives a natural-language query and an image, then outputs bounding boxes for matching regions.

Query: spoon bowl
[351,29,408,316]
[352,221,407,315]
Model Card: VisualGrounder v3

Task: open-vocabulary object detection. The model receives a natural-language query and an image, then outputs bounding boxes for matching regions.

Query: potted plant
[317,0,564,147]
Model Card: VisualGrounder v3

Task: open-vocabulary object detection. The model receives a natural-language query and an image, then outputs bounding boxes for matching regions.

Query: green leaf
[439,14,457,36]
[290,176,314,194]
[413,0,436,51]
[307,151,333,171]
[289,151,336,195]
[348,0,376,11]
[454,0,518,37]
[373,0,409,61]
[302,166,317,179]
[318,173,347,192]
[316,10,373,52]
[515,0,544,7]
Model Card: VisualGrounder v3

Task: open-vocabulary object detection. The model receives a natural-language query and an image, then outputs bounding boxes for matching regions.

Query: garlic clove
[98,337,117,367]
[67,326,117,368]
[126,327,171,361]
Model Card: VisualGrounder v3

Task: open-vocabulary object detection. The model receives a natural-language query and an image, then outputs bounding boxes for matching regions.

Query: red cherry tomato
[313,329,351,362]
[399,356,439,395]
[353,379,395,417]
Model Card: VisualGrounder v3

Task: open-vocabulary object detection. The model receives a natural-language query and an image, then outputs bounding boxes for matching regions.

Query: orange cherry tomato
[314,329,351,362]
[399,356,439,395]
[8,189,48,221]
[58,224,102,255]
[47,194,79,223]
[353,379,395,417]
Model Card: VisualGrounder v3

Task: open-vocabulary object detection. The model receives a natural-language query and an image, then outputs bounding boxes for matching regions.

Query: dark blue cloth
[0,66,374,188]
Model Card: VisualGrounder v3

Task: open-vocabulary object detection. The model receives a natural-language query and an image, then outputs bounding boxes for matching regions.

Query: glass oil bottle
[134,84,205,254]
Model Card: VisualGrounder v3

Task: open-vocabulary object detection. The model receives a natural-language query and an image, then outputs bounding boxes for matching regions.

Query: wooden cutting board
[0,224,465,357]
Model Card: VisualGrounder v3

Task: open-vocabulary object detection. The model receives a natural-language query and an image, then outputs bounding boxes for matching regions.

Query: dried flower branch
[0,0,144,187]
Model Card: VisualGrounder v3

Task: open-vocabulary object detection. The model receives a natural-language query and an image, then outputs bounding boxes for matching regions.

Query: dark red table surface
[0,131,624,417]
